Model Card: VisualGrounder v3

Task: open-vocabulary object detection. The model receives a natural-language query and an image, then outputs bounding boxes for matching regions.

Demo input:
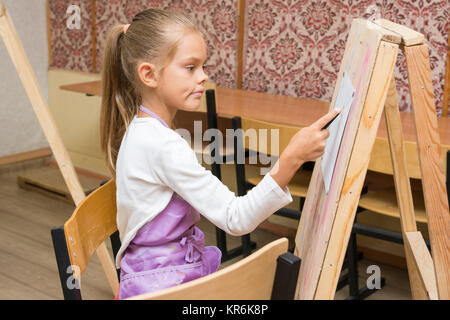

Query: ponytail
[100,24,140,176]
[100,9,201,176]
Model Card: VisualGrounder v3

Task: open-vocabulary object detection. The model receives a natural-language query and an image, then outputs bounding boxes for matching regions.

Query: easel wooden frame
[294,19,450,300]
[0,3,118,296]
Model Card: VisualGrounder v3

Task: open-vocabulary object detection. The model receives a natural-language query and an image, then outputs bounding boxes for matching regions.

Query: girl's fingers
[321,129,330,139]
[312,108,341,130]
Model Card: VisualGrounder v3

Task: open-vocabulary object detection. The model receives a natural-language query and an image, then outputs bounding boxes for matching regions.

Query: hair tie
[123,24,130,35]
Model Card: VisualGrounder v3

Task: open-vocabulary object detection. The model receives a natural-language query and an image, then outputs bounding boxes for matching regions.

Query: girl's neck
[138,98,177,128]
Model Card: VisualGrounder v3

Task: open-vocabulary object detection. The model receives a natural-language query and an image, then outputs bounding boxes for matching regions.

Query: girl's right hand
[269,109,341,189]
[285,108,341,165]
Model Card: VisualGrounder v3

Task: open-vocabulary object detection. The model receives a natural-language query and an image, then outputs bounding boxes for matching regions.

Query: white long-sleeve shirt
[115,115,293,268]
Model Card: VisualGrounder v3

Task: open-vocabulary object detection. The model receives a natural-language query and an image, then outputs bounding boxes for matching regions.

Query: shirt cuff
[263,172,293,204]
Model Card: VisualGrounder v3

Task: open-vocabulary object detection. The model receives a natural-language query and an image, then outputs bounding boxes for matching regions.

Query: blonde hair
[100,8,200,175]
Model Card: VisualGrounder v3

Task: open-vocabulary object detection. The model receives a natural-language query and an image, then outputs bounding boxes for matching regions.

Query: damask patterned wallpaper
[49,0,239,89]
[48,0,94,72]
[48,0,449,114]
[243,0,449,114]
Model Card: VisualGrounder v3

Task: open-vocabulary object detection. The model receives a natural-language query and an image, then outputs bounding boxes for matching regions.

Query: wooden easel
[294,19,450,300]
[0,3,118,296]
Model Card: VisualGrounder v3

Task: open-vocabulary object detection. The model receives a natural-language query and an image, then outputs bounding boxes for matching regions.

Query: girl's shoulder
[127,116,190,151]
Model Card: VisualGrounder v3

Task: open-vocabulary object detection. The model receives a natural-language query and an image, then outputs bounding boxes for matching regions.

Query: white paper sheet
[321,72,356,194]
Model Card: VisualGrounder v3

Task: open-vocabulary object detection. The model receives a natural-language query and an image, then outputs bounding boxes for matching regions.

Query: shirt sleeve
[151,133,293,236]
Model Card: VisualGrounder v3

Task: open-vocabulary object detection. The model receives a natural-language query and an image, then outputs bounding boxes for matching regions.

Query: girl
[100,8,339,300]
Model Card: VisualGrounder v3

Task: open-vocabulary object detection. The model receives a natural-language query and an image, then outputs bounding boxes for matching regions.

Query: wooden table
[60,80,450,148]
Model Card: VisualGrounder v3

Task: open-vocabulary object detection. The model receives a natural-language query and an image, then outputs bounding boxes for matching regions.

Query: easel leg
[0,4,118,296]
[405,44,450,299]
[384,76,430,299]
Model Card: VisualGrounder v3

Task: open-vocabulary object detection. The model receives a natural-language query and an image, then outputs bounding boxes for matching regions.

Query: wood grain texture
[64,179,118,293]
[314,41,398,299]
[293,19,391,300]
[374,19,424,46]
[0,4,117,295]
[405,44,450,299]
[405,232,438,299]
[384,77,430,299]
[129,238,288,300]
[358,186,427,223]
[384,78,417,232]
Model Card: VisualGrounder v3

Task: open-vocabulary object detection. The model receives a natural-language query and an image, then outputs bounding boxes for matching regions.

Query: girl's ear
[137,62,159,89]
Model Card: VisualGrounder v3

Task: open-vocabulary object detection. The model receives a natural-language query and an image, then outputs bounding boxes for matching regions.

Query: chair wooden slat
[128,238,289,300]
[64,179,117,274]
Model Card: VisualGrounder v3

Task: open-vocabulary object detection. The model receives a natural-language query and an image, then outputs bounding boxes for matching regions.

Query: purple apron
[118,106,222,300]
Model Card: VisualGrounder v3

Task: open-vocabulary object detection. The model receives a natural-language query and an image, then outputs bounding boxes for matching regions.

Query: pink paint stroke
[320,44,373,225]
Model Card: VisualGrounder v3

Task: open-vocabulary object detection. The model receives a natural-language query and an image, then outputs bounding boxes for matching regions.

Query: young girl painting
[100,8,339,300]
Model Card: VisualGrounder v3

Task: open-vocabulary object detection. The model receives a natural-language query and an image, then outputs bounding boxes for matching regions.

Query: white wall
[0,0,48,157]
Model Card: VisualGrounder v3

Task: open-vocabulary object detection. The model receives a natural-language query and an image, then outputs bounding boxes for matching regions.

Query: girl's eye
[186,65,195,71]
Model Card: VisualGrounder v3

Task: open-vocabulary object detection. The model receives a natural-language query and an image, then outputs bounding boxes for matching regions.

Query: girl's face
[156,32,208,112]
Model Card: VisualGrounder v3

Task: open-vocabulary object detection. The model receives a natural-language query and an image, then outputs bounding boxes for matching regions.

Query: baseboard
[48,159,111,181]
[0,147,52,166]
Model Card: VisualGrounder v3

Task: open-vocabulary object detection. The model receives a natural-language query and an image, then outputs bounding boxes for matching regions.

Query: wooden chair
[232,116,314,255]
[357,137,447,231]
[205,89,252,262]
[51,179,301,300]
[128,237,298,300]
[51,179,120,300]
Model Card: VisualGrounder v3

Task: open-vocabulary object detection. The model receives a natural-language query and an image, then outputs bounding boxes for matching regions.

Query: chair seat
[358,185,427,224]
[247,169,313,198]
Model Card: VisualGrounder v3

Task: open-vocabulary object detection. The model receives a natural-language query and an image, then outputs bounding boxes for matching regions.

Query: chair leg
[344,225,386,300]
[215,228,227,254]
[271,252,301,300]
[110,231,121,281]
[299,197,305,212]
[51,226,82,300]
[241,234,256,257]
[347,232,360,297]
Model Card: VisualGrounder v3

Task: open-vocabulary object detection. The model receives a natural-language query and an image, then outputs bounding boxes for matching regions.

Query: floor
[0,158,412,300]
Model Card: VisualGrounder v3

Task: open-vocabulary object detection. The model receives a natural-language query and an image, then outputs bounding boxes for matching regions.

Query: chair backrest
[368,137,448,179]
[233,116,301,157]
[64,179,117,275]
[128,238,289,300]
[51,179,118,299]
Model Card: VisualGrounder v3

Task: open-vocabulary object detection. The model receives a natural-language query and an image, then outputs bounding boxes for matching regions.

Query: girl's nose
[199,68,208,84]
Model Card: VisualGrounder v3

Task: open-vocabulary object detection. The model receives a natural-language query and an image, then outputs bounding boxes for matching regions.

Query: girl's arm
[154,109,339,236]
[154,133,293,236]
[269,109,340,189]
